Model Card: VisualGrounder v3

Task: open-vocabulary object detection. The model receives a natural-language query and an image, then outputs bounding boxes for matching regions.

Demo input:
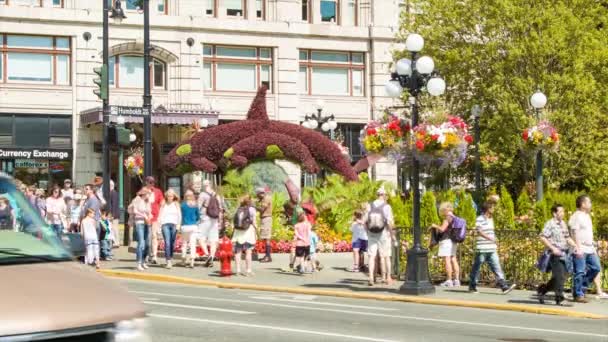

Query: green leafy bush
[455,192,477,229]
[495,185,515,229]
[176,144,192,156]
[265,145,285,159]
[420,191,440,229]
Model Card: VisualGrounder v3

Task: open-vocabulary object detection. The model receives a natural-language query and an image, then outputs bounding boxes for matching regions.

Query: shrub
[265,145,284,159]
[495,185,515,229]
[515,187,533,218]
[533,199,550,231]
[455,192,477,229]
[420,191,440,229]
[176,144,192,156]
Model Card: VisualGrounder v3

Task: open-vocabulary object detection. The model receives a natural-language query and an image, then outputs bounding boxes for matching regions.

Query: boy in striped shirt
[468,201,516,294]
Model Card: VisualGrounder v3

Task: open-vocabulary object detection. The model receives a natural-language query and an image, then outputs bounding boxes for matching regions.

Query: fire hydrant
[218,236,234,276]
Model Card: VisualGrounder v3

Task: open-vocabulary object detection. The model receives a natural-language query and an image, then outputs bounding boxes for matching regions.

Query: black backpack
[233,206,252,230]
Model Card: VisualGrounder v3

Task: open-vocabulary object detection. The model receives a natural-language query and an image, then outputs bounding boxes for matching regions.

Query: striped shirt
[475,215,497,252]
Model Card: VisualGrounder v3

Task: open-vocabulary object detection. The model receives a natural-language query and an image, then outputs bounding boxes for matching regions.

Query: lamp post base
[400,247,435,295]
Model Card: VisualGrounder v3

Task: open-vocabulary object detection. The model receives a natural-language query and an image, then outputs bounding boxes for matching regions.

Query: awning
[80,105,220,127]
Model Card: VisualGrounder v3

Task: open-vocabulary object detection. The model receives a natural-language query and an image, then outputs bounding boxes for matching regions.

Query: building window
[339,123,365,162]
[123,0,167,13]
[108,55,166,89]
[1,35,71,85]
[8,0,42,6]
[299,50,364,96]
[320,0,338,23]
[343,0,356,26]
[204,0,215,16]
[52,0,63,7]
[301,0,310,22]
[226,0,245,17]
[0,115,72,148]
[256,0,264,19]
[203,45,273,92]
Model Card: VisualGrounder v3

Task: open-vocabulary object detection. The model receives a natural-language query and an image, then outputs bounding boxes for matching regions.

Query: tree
[420,191,440,229]
[455,192,477,229]
[494,186,515,229]
[401,0,608,192]
[515,187,533,218]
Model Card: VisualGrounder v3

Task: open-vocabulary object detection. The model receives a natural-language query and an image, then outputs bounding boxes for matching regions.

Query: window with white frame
[343,0,357,26]
[320,0,338,23]
[203,45,272,92]
[122,0,167,13]
[0,35,70,85]
[301,0,310,22]
[108,55,166,89]
[256,0,264,19]
[299,50,364,96]
[225,0,245,17]
[52,0,63,7]
[204,0,215,16]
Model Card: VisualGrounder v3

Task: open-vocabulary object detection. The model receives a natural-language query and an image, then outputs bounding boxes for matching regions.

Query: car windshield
[0,176,72,264]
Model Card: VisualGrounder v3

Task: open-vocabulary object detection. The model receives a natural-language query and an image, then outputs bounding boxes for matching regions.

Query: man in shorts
[256,187,273,263]
[144,176,164,265]
[198,180,222,267]
[366,188,394,286]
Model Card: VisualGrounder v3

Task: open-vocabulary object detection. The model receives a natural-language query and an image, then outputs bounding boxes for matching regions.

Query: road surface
[117,279,608,342]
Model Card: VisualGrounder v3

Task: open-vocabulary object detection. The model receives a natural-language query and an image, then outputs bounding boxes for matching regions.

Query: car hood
[0,262,145,337]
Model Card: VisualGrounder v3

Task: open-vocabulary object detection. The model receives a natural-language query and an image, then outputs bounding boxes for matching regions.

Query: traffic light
[108,126,131,147]
[93,65,108,100]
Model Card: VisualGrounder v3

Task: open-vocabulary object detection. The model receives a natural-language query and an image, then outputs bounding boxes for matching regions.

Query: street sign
[110,106,150,116]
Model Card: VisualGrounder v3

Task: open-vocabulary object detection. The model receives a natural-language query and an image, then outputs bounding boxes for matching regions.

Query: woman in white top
[232,195,257,276]
[159,189,181,269]
[46,186,67,236]
[132,188,152,271]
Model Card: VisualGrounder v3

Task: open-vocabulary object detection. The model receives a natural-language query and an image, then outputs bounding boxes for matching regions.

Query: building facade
[0,0,403,192]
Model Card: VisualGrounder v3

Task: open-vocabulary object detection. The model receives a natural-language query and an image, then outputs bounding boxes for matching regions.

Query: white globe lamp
[396,58,412,76]
[416,56,435,75]
[116,115,126,125]
[198,118,209,128]
[405,33,424,52]
[129,133,137,143]
[321,122,330,132]
[530,91,547,109]
[385,80,403,98]
[329,120,338,130]
[426,77,446,96]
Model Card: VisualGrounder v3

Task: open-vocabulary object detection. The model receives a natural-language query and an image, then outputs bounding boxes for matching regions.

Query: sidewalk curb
[99,269,607,320]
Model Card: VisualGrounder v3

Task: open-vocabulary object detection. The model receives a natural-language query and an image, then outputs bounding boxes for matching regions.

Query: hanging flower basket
[361,114,411,156]
[124,147,144,181]
[522,121,559,151]
[413,115,472,168]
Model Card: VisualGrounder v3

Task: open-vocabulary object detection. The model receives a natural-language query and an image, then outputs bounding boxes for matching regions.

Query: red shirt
[149,186,164,222]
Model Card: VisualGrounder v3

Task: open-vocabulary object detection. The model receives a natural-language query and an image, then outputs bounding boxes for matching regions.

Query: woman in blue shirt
[181,189,200,268]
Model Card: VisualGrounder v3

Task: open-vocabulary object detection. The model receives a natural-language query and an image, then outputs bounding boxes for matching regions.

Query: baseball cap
[377,187,386,196]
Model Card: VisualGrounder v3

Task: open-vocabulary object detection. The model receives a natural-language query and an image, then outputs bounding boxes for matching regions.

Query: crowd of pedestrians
[6,175,606,301]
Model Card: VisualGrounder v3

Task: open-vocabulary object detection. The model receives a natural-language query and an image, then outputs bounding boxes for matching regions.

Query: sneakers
[165,260,173,269]
[468,287,479,293]
[259,256,272,263]
[204,257,214,268]
[574,297,589,303]
[347,265,359,272]
[440,280,454,287]
[596,292,608,300]
[137,264,145,271]
[502,284,516,294]
[453,280,461,287]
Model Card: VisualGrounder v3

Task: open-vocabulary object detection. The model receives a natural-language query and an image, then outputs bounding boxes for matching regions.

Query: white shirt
[569,210,596,254]
[159,202,181,226]
[350,221,368,242]
[45,196,66,225]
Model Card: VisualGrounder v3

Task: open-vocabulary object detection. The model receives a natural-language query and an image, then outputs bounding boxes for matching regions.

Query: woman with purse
[538,204,578,305]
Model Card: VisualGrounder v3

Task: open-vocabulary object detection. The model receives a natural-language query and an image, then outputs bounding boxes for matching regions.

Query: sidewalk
[100,246,607,319]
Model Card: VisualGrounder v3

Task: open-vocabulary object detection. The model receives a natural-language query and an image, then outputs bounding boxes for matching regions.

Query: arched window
[108,55,166,89]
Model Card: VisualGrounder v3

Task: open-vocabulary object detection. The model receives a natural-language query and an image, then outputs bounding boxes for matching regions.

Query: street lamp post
[472,105,482,209]
[385,33,446,295]
[143,0,153,178]
[530,91,547,202]
[302,99,339,140]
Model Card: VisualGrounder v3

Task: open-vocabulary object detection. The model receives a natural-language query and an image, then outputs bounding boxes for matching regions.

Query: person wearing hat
[365,187,394,287]
[256,187,273,263]
[61,179,74,200]
[143,176,165,265]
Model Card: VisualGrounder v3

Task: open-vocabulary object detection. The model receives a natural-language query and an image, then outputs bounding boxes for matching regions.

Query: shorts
[295,246,310,258]
[352,239,368,252]
[235,242,254,252]
[260,217,272,239]
[199,219,219,243]
[368,234,391,258]
[438,239,457,257]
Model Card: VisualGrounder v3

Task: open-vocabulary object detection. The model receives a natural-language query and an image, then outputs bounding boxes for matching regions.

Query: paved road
[117,279,608,342]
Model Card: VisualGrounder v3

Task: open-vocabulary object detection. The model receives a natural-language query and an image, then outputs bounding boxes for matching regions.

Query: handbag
[536,250,552,273]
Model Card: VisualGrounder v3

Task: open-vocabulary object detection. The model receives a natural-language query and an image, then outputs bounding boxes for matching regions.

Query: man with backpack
[365,187,394,287]
[256,187,273,263]
[232,195,257,276]
[469,201,516,294]
[198,180,222,267]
